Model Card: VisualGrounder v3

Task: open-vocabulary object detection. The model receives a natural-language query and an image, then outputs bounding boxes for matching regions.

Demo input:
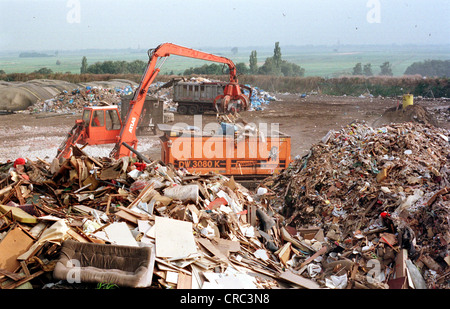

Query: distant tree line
[19,52,54,58]
[77,43,306,77]
[33,68,54,74]
[183,63,229,75]
[80,56,147,74]
[351,59,450,78]
[352,61,393,76]
[77,55,450,79]
[183,42,305,77]
[404,59,450,77]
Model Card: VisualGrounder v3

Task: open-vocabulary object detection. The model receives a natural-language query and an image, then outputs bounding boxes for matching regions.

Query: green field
[1,44,449,77]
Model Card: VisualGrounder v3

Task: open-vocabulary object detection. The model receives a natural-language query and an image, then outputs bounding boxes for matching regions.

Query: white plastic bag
[163,184,199,202]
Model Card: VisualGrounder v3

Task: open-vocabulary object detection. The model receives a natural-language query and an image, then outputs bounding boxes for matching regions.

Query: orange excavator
[56,43,251,160]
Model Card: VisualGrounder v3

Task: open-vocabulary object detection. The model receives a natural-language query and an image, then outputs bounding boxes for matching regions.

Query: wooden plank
[177,271,192,289]
[115,210,139,225]
[196,237,230,264]
[155,257,192,275]
[127,184,156,209]
[276,242,292,266]
[277,270,322,289]
[67,227,90,243]
[3,270,44,289]
[0,182,15,197]
[115,206,153,225]
[248,204,257,226]
[0,268,25,281]
[213,238,240,257]
[20,261,31,277]
[0,225,35,272]
[14,183,26,205]
[299,245,328,269]
[0,205,38,224]
[395,249,408,279]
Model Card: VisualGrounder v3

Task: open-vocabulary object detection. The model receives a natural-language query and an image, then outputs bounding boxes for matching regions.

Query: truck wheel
[177,105,188,114]
[187,105,198,115]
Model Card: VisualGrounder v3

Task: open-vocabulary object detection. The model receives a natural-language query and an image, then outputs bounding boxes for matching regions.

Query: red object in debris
[14,158,26,168]
[129,180,150,192]
[206,197,228,210]
[134,162,147,171]
[380,211,390,219]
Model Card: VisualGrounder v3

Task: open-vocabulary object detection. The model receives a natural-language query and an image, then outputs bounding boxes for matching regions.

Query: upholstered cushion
[53,240,155,288]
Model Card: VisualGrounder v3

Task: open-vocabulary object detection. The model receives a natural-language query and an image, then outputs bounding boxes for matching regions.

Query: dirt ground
[0,94,448,163]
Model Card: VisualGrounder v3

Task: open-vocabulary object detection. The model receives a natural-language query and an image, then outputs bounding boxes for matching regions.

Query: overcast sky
[0,0,449,51]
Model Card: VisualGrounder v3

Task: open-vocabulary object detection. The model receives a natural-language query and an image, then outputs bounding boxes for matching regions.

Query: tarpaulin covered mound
[0,79,136,112]
[0,80,79,111]
[268,121,449,288]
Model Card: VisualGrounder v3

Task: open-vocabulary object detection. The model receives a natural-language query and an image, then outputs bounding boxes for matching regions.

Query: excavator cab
[56,105,123,159]
[78,106,122,145]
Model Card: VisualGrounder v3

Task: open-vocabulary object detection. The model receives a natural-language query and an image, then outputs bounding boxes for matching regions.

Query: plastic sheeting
[0,80,79,111]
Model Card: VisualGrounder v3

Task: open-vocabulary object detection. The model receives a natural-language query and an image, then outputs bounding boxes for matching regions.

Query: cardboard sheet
[154,216,197,258]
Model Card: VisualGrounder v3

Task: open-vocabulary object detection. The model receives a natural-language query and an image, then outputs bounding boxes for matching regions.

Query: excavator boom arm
[111,43,244,159]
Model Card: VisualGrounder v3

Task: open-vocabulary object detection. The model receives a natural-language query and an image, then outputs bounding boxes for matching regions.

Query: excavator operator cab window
[91,111,104,127]
[82,109,91,125]
[105,109,121,130]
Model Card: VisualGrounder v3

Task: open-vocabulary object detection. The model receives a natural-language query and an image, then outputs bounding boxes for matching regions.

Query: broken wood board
[177,271,192,289]
[394,249,408,279]
[103,222,138,247]
[196,237,230,265]
[213,237,240,257]
[0,205,38,224]
[0,225,35,272]
[276,242,292,266]
[115,206,152,225]
[154,216,197,258]
[277,270,322,289]
[73,205,105,217]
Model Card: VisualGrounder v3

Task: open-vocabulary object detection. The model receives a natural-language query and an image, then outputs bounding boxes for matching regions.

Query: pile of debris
[243,85,277,111]
[372,104,441,128]
[264,121,449,289]
[0,146,321,290]
[28,85,134,114]
[1,120,448,290]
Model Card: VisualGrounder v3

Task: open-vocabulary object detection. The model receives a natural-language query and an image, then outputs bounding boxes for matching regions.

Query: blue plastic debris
[220,122,237,135]
[244,85,277,111]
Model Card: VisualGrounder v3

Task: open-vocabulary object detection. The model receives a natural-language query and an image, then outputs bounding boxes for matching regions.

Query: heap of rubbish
[0,145,319,289]
[12,77,278,116]
[28,85,135,114]
[1,120,448,289]
[263,121,449,289]
[243,85,277,111]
